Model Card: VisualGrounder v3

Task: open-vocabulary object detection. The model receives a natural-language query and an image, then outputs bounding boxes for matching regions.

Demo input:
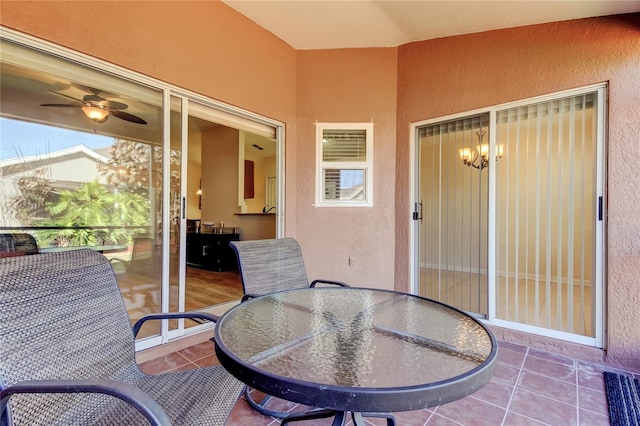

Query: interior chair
[0,233,39,258]
[229,237,349,418]
[0,249,243,425]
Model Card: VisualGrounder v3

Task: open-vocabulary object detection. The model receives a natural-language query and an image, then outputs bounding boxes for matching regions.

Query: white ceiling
[222,0,639,50]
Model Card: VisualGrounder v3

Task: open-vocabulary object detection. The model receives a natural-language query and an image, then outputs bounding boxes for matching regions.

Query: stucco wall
[2,1,639,368]
[396,14,640,368]
[295,48,398,288]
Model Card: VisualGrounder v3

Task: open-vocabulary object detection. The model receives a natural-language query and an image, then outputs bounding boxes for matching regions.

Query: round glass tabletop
[215,287,497,412]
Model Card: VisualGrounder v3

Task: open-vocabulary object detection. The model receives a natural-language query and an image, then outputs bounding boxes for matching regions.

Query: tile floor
[138,339,638,425]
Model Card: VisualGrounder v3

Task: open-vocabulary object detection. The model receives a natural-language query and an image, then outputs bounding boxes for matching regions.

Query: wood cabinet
[186,232,239,272]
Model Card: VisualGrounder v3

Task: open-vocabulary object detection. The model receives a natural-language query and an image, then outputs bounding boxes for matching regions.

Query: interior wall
[397,14,640,369]
[244,153,276,213]
[186,161,202,220]
[296,48,398,288]
[201,126,239,228]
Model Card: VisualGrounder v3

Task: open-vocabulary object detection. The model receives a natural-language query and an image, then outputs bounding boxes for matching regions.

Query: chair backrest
[230,238,311,296]
[0,233,39,258]
[0,250,139,418]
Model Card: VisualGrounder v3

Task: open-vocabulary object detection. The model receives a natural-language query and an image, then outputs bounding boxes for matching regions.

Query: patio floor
[138,338,638,425]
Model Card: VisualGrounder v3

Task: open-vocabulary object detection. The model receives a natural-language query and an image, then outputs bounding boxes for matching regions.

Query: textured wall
[2,2,639,368]
[396,14,640,368]
[295,48,398,288]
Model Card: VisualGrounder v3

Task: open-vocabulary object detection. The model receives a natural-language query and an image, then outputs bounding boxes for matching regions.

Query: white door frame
[410,84,606,348]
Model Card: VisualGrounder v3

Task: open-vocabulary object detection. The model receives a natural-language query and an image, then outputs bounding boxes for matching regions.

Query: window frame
[315,122,374,207]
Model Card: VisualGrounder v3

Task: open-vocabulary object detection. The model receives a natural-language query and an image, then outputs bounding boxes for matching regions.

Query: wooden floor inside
[114,261,244,337]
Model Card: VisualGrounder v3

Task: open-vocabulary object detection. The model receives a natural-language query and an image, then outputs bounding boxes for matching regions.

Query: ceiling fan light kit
[40,86,147,125]
[81,105,109,123]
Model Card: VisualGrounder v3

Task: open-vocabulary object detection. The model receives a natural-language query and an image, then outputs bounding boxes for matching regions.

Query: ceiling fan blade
[82,94,128,110]
[49,90,84,103]
[83,94,106,103]
[40,103,82,108]
[71,83,119,98]
[101,100,128,110]
[110,110,147,125]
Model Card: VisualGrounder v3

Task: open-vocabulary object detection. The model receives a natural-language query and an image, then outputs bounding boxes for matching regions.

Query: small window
[315,123,373,207]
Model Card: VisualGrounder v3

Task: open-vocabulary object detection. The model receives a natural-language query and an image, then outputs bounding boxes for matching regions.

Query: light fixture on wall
[458,130,504,170]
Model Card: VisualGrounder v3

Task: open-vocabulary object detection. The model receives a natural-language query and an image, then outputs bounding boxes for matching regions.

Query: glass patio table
[214,287,497,425]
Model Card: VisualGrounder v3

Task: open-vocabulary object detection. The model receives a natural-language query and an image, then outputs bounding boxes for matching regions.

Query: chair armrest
[310,279,350,288]
[132,312,220,338]
[241,293,260,302]
[0,379,171,426]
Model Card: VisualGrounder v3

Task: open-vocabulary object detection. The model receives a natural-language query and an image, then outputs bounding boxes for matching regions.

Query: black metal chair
[0,249,244,425]
[230,238,349,418]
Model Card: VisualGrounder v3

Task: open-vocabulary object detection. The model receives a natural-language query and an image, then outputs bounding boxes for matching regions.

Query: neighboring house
[0,144,108,227]
[0,3,638,371]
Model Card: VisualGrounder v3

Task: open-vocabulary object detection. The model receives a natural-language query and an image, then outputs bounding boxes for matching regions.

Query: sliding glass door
[416,113,490,317]
[494,91,604,344]
[414,86,605,346]
[1,28,284,349]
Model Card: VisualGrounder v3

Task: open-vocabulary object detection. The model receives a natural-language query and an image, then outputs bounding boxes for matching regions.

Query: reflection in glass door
[417,113,490,317]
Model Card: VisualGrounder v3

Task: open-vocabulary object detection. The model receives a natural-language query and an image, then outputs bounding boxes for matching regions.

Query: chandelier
[458,130,504,170]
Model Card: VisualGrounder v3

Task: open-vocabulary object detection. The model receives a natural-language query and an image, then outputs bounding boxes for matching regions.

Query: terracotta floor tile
[426,413,465,425]
[177,340,216,362]
[508,388,577,425]
[385,410,432,426]
[138,351,190,374]
[522,355,576,383]
[497,341,528,354]
[470,379,514,408]
[193,353,221,367]
[225,397,276,426]
[517,370,577,405]
[577,385,608,414]
[493,362,521,386]
[576,363,607,391]
[434,396,506,425]
[502,411,547,425]
[527,348,575,366]
[497,346,527,368]
[578,409,610,426]
[145,340,622,425]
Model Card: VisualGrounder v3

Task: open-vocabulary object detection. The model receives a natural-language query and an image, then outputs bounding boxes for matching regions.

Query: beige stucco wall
[295,48,398,288]
[396,14,640,369]
[2,2,639,368]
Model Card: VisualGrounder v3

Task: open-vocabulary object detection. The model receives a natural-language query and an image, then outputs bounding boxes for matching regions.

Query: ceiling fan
[40,86,147,125]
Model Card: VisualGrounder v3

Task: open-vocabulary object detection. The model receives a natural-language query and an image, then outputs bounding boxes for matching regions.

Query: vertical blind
[418,114,489,316]
[495,93,597,337]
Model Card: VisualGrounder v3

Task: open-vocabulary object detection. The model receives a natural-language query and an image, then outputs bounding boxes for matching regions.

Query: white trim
[594,86,607,349]
[314,122,374,207]
[178,94,189,335]
[410,83,607,347]
[490,318,597,347]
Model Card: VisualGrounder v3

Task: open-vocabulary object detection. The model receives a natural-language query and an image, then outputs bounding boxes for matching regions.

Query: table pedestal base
[280,408,395,426]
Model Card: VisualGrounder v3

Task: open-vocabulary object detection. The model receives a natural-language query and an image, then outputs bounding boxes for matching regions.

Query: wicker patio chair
[229,238,349,418]
[0,249,243,425]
